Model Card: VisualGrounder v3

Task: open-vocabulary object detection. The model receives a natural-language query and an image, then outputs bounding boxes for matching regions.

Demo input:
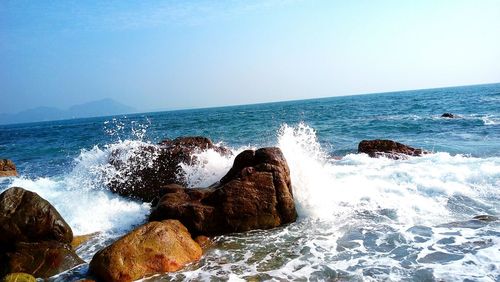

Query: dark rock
[149,147,297,235]
[0,187,73,250]
[4,241,84,278]
[358,140,428,159]
[89,220,202,282]
[107,136,231,202]
[472,215,498,222]
[441,113,458,118]
[0,160,17,177]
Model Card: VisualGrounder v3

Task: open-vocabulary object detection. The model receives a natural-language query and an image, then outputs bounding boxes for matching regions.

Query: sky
[1,0,499,114]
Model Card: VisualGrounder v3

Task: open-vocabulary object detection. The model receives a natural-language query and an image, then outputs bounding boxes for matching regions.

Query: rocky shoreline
[0,137,434,281]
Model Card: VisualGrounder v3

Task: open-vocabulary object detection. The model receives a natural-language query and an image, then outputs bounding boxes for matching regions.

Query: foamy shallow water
[0,123,499,281]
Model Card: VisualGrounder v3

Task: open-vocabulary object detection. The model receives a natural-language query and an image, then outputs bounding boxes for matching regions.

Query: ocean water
[0,83,499,281]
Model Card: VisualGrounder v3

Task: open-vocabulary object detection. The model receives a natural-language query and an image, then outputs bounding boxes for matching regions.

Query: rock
[89,220,202,282]
[3,241,84,278]
[441,113,458,118]
[194,235,212,250]
[106,136,231,202]
[71,232,101,249]
[0,187,73,250]
[2,273,36,282]
[358,140,427,159]
[473,215,498,222]
[149,147,297,235]
[0,160,17,177]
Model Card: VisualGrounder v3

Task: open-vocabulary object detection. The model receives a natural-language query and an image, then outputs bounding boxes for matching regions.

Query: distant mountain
[0,99,136,125]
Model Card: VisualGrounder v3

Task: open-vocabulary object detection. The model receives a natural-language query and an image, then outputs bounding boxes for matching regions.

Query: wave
[1,122,499,280]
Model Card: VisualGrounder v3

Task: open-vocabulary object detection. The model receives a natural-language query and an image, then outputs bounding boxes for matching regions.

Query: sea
[0,83,499,281]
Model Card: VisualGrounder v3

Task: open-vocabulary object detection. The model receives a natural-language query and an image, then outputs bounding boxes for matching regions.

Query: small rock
[358,139,427,159]
[71,232,101,249]
[441,113,457,118]
[89,220,202,282]
[0,160,17,177]
[473,215,498,222]
[194,235,213,250]
[2,273,36,282]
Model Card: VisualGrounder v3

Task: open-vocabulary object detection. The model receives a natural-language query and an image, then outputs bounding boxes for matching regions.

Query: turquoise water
[1,83,499,281]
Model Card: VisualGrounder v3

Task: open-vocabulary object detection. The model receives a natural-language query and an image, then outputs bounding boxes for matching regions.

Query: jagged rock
[0,160,17,177]
[107,136,231,202]
[89,220,202,282]
[4,241,83,278]
[149,147,297,235]
[0,187,73,249]
[2,273,36,282]
[358,139,428,159]
[441,113,458,118]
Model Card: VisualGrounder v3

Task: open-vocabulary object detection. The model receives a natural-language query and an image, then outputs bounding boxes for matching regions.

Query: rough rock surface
[0,187,73,248]
[0,187,82,278]
[358,139,428,159]
[0,160,17,177]
[89,220,202,282]
[107,136,230,202]
[4,241,84,278]
[149,147,297,235]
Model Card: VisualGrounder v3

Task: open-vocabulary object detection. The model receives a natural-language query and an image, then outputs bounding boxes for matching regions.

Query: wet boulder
[4,241,84,278]
[107,136,231,202]
[0,187,82,278]
[89,220,202,282]
[149,147,297,235]
[0,160,17,177]
[0,187,73,248]
[358,140,428,159]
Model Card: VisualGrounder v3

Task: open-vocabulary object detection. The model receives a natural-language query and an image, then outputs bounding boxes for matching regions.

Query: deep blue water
[1,83,499,177]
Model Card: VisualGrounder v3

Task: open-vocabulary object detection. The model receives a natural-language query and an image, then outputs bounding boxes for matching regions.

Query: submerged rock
[0,160,17,177]
[149,147,297,235]
[441,113,458,118]
[89,220,202,282]
[472,215,498,222]
[358,139,427,159]
[4,241,84,278]
[107,136,230,202]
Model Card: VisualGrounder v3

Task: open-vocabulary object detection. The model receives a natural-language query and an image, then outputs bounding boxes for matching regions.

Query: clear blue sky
[1,0,499,114]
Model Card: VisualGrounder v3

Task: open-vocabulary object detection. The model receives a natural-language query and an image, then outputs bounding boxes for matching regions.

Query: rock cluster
[1,136,299,281]
[149,147,297,235]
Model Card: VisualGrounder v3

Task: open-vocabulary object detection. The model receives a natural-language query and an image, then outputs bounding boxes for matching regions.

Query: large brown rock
[0,187,73,249]
[358,139,428,159]
[149,147,297,235]
[0,187,82,278]
[4,241,84,278]
[0,160,17,177]
[89,220,202,282]
[107,136,230,202]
